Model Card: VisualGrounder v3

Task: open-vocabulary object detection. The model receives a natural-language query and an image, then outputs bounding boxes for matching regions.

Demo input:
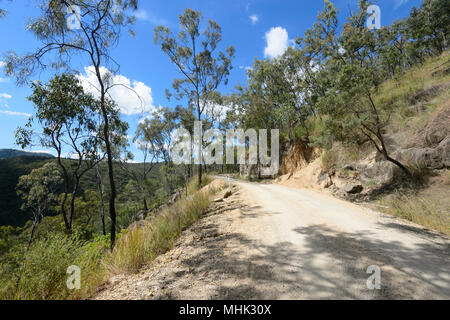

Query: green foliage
[0,157,51,226]
[0,231,110,300]
[321,150,338,173]
[16,162,62,223]
[0,178,218,300]
[154,8,235,184]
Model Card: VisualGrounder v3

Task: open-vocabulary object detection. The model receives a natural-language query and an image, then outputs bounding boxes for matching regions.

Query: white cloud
[134,9,169,26]
[249,14,259,25]
[62,152,80,160]
[395,0,409,9]
[239,65,251,70]
[134,9,149,20]
[77,66,156,116]
[0,62,9,82]
[0,93,12,99]
[264,27,289,59]
[0,110,31,117]
[31,150,54,156]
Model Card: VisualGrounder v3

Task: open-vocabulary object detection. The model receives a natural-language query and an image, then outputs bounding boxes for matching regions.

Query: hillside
[273,53,450,235]
[0,149,54,160]
[0,156,164,227]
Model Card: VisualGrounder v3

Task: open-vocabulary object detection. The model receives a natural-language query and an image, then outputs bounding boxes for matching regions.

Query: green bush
[321,150,338,173]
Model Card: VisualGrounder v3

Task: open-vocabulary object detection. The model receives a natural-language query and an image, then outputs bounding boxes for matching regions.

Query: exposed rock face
[423,103,450,146]
[134,210,149,222]
[394,147,444,169]
[317,170,333,188]
[344,183,363,194]
[280,142,318,175]
[437,136,450,168]
[168,188,184,205]
[360,161,397,187]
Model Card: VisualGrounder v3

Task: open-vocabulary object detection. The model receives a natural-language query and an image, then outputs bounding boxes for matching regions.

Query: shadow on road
[152,203,449,300]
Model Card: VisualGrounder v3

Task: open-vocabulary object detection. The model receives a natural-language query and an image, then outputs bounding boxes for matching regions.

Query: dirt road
[95,179,450,300]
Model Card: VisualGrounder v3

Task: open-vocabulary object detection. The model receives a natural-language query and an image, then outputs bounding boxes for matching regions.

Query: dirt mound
[280,141,319,175]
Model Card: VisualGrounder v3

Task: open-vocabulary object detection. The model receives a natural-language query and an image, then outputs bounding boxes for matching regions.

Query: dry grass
[108,188,213,274]
[379,192,450,236]
[376,53,450,133]
[376,171,450,236]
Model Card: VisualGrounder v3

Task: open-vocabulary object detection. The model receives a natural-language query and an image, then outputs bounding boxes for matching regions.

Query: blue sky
[0,0,422,161]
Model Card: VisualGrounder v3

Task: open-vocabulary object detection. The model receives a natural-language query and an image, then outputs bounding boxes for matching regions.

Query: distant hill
[0,154,164,227]
[0,149,54,160]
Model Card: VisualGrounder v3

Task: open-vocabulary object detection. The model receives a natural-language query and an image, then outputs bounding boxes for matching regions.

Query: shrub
[321,150,338,173]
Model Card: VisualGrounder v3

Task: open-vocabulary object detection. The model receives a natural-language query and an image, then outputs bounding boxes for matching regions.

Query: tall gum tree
[154,8,235,186]
[3,0,139,250]
[15,73,126,234]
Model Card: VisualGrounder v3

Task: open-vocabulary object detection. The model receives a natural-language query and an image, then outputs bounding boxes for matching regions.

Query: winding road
[96,178,450,300]
[220,179,450,299]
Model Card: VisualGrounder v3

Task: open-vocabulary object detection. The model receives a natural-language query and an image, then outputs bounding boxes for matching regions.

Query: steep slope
[275,54,450,235]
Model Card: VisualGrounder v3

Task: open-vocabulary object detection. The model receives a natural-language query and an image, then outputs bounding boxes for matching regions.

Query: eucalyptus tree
[154,8,235,185]
[15,73,108,234]
[246,52,311,143]
[16,162,62,249]
[119,133,158,212]
[177,105,196,179]
[4,0,139,249]
[15,162,62,287]
[317,0,411,175]
[0,0,12,18]
[408,0,450,56]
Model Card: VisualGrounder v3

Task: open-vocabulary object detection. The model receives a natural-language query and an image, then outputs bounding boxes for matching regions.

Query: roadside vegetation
[0,176,221,300]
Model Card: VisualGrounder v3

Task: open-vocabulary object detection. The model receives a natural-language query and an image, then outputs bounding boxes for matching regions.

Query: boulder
[360,161,396,187]
[134,210,150,222]
[344,183,363,194]
[343,163,356,171]
[317,170,333,189]
[394,147,443,169]
[437,136,450,168]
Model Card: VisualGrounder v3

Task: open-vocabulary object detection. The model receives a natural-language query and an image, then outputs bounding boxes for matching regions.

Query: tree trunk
[16,211,40,289]
[385,154,411,176]
[198,163,202,187]
[95,62,117,251]
[143,197,148,212]
[96,165,107,236]
[377,132,411,177]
